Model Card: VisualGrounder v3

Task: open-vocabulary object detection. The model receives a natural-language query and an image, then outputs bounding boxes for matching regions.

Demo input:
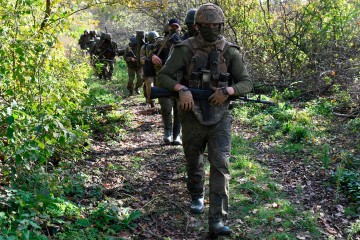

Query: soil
[83,96,359,240]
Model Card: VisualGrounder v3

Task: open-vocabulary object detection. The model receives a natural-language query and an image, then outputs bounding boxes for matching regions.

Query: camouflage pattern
[180,110,232,221]
[195,3,225,24]
[126,67,143,93]
[177,36,230,125]
[90,33,118,80]
[157,24,253,223]
[140,35,158,106]
[78,30,93,50]
[124,44,138,69]
[152,26,181,143]
[124,37,143,94]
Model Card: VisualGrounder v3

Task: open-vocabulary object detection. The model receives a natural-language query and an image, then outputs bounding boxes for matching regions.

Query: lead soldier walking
[157,3,253,237]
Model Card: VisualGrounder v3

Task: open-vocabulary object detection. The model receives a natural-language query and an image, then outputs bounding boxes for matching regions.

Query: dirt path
[86,97,212,239]
[83,96,358,240]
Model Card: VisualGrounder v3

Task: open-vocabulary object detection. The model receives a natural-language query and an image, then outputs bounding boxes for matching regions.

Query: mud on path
[82,96,358,240]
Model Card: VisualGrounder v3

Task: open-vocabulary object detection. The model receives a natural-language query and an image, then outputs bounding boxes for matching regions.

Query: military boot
[209,220,232,237]
[162,115,172,144]
[127,86,133,96]
[190,196,204,214]
[172,119,182,145]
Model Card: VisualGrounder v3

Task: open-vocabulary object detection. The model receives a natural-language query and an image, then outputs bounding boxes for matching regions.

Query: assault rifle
[150,87,275,106]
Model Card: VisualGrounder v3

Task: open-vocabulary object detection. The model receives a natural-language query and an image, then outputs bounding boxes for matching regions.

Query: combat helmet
[129,34,136,44]
[195,3,225,24]
[185,9,197,25]
[104,33,112,41]
[147,31,159,42]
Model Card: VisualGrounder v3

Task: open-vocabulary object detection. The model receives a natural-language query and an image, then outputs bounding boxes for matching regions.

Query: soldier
[151,18,183,145]
[183,9,198,40]
[88,30,100,53]
[157,3,253,237]
[140,31,159,108]
[91,32,118,80]
[78,29,91,50]
[124,35,143,96]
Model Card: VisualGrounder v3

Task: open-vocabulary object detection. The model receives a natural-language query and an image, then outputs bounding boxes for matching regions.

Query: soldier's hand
[178,88,194,111]
[151,55,162,65]
[208,87,229,105]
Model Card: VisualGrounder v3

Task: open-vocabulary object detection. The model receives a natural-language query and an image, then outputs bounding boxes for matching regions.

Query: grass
[229,134,322,239]
[228,91,360,238]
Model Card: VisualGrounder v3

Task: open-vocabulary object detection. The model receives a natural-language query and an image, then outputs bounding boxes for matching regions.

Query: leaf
[37,141,46,150]
[29,221,42,229]
[7,128,14,138]
[6,116,14,124]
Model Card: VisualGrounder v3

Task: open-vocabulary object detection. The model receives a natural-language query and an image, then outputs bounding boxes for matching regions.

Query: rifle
[150,87,275,106]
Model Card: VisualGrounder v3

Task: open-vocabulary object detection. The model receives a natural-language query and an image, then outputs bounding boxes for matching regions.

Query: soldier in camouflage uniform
[124,35,143,96]
[157,3,253,236]
[91,32,118,80]
[140,31,159,108]
[78,29,92,50]
[151,19,183,145]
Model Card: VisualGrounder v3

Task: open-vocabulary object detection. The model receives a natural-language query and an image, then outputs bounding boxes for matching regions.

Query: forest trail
[81,93,356,240]
[85,96,211,239]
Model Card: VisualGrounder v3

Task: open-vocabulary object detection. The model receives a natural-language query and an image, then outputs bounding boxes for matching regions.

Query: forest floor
[80,92,359,240]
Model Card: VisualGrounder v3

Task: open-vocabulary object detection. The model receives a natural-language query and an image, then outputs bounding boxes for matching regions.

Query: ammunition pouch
[188,71,230,89]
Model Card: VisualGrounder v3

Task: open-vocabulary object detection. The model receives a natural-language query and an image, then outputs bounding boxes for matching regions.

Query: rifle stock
[150,87,275,106]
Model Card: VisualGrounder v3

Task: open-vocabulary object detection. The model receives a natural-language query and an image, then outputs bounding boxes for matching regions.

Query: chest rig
[179,37,236,125]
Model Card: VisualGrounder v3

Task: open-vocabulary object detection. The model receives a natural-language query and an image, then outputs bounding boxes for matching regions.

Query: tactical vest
[178,36,239,125]
[101,41,117,59]
[125,45,137,68]
[142,43,156,77]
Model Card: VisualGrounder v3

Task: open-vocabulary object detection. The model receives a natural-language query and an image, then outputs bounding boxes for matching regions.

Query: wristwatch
[221,87,229,95]
[179,87,189,92]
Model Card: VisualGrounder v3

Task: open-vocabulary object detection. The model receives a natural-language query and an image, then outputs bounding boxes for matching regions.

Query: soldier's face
[169,24,181,34]
[201,23,221,29]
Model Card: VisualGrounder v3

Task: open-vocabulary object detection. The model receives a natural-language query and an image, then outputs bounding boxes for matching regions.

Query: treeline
[94,0,359,108]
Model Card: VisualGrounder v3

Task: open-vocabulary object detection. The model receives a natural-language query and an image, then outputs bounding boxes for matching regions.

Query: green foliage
[336,171,360,209]
[306,98,337,117]
[346,219,360,240]
[347,118,360,133]
[0,188,81,238]
[90,202,141,231]
[0,0,93,185]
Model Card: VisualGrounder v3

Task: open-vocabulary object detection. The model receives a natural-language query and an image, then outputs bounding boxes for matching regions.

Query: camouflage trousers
[127,67,143,91]
[179,110,232,222]
[159,97,180,137]
[144,76,156,104]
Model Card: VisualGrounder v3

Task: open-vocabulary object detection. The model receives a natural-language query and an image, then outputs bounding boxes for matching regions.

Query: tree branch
[40,0,51,31]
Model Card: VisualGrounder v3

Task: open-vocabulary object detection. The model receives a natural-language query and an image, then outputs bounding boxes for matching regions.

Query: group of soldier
[78,29,118,80]
[78,3,254,237]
